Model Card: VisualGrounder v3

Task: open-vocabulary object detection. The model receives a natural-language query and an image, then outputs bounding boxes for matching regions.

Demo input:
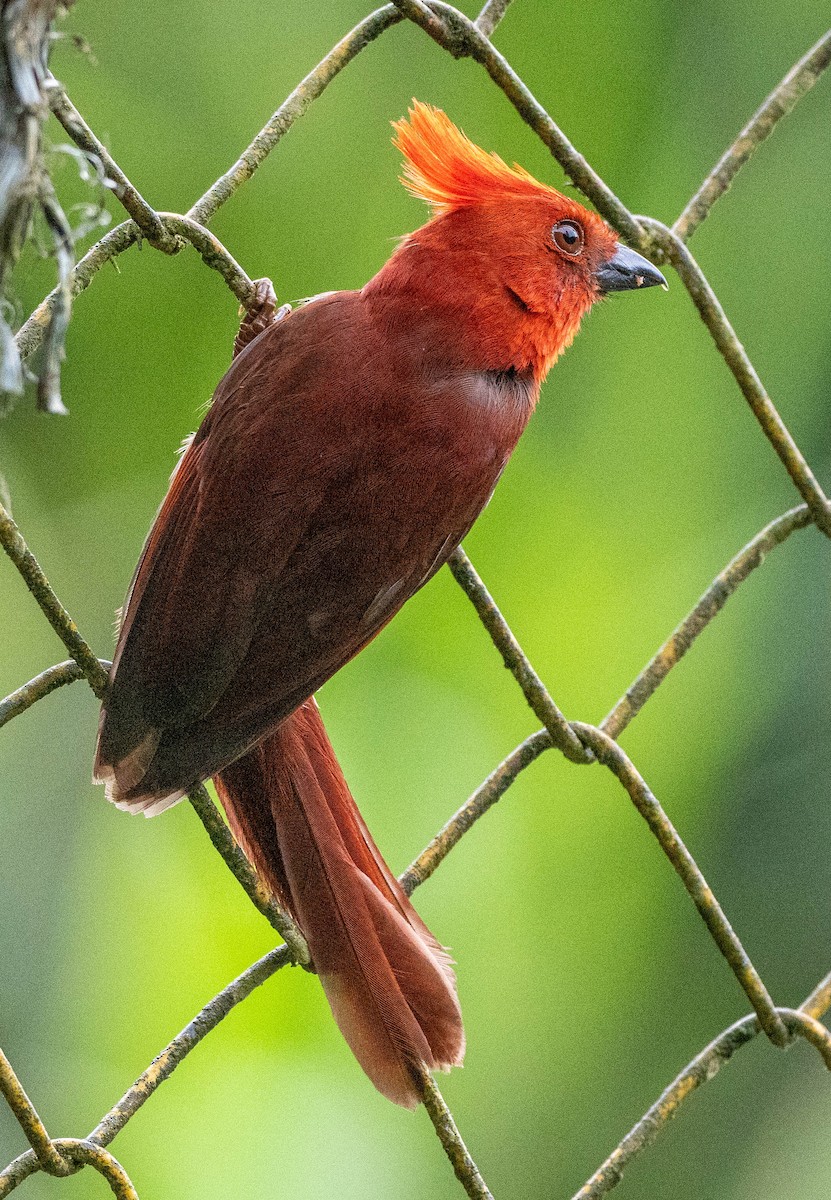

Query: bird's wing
[95,293,497,805]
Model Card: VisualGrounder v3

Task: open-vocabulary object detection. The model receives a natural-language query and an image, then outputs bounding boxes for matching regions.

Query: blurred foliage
[2,2,831,1197]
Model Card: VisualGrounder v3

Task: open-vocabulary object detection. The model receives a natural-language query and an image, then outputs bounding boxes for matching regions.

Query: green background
[2,2,830,1196]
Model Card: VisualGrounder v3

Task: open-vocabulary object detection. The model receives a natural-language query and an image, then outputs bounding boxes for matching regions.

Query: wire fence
[1,2,830,1197]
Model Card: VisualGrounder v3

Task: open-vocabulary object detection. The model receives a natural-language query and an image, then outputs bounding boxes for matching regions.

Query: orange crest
[392,100,561,216]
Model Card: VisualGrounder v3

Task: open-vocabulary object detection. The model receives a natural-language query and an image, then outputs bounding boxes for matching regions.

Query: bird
[93,101,666,1109]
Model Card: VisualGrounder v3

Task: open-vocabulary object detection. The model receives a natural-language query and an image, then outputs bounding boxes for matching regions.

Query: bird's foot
[234,278,291,358]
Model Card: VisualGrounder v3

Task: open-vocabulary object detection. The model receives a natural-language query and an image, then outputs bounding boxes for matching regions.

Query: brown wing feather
[96,291,518,807]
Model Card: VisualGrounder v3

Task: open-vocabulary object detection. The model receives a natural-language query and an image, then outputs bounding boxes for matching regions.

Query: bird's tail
[213,697,465,1108]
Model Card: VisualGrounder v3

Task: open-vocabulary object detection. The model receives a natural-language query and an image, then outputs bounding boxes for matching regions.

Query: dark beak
[595,243,667,294]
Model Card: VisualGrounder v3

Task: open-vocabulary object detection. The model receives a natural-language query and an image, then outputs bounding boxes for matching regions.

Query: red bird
[94,102,665,1108]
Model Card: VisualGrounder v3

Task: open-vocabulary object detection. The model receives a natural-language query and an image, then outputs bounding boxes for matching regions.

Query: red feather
[215,698,463,1108]
[94,101,662,1105]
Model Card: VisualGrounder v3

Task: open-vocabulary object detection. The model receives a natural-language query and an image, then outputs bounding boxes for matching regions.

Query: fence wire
[1,3,830,1198]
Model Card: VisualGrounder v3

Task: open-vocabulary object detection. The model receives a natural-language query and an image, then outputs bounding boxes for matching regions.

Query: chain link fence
[1,2,830,1197]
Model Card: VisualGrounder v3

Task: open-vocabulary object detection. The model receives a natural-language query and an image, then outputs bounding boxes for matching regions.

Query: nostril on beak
[595,243,668,293]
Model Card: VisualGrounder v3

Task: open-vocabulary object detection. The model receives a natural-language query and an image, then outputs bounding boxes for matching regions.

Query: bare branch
[675,30,831,242]
[34,173,72,413]
[0,0,72,407]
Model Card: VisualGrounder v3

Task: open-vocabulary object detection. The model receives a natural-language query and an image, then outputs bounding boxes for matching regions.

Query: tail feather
[214,697,464,1108]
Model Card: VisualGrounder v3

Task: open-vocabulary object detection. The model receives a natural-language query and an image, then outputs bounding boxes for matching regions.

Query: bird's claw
[234,278,290,358]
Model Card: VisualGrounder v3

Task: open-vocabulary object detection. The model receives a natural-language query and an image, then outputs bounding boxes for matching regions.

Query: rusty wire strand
[413,3,645,240]
[16,212,257,360]
[475,0,514,36]
[187,785,310,962]
[154,213,256,306]
[1,5,830,1198]
[602,504,813,738]
[0,657,307,969]
[0,1051,71,1178]
[574,722,789,1046]
[802,971,831,1021]
[87,946,291,1149]
[391,0,458,50]
[0,649,307,960]
[0,658,87,728]
[0,1138,138,1199]
[777,1008,831,1068]
[0,500,109,694]
[571,972,831,1200]
[407,502,821,894]
[448,547,590,763]
[401,729,552,894]
[674,29,831,242]
[420,1069,495,1199]
[185,5,404,228]
[638,217,831,536]
[16,221,140,362]
[45,76,180,252]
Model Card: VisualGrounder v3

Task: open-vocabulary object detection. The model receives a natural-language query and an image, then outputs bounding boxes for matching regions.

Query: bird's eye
[551,220,584,257]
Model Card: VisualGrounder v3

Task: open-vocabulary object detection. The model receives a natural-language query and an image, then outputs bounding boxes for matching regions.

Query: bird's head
[383,102,665,381]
